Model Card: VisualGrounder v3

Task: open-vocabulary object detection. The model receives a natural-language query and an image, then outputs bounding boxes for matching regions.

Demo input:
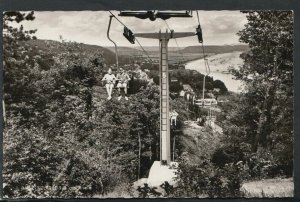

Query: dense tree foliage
[141,11,294,198]
[2,11,190,198]
[167,70,228,96]
[3,11,293,198]
[219,11,293,177]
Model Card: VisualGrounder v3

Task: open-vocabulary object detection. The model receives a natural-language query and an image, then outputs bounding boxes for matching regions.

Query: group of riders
[102,67,179,125]
[102,67,130,101]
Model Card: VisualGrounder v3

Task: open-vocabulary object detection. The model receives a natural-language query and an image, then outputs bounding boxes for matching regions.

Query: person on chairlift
[116,68,130,101]
[102,68,116,100]
[170,109,179,126]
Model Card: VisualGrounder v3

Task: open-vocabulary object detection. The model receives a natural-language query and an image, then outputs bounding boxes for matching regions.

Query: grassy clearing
[241,178,293,197]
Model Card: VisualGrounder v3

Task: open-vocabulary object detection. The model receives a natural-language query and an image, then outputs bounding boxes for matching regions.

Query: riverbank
[185,51,244,93]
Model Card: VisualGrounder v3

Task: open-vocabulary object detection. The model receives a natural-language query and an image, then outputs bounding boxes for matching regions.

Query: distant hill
[105,46,182,55]
[182,45,249,54]
[106,45,249,56]
[105,45,249,63]
[26,40,248,65]
[26,39,116,64]
[106,46,142,56]
[134,46,181,52]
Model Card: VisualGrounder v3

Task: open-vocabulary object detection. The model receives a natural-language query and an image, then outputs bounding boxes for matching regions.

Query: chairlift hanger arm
[107,15,119,69]
[108,11,152,60]
[107,16,116,46]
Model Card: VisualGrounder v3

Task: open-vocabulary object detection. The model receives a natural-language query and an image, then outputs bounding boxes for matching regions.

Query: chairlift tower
[119,10,196,166]
[134,31,195,165]
[118,11,202,186]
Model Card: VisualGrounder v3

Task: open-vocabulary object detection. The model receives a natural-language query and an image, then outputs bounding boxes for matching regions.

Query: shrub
[161,156,247,198]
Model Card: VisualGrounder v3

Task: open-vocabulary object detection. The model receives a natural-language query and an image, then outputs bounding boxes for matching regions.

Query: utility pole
[135,31,195,165]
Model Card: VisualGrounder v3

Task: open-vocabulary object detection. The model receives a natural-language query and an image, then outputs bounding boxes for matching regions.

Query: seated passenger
[101,68,116,100]
[170,110,179,126]
[116,68,130,101]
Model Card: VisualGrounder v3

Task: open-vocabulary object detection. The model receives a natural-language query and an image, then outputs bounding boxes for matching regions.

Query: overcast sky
[16,11,248,47]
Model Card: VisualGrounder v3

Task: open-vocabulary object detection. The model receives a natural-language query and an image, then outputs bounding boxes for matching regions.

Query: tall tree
[3,12,37,122]
[234,11,293,151]
[221,11,294,176]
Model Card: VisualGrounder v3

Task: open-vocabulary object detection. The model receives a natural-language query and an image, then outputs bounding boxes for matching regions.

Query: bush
[159,156,247,198]
[213,80,228,92]
[136,183,162,198]
[245,151,285,180]
[211,145,244,168]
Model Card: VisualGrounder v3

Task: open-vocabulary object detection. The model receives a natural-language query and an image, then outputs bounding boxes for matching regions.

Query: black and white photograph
[2,10,294,198]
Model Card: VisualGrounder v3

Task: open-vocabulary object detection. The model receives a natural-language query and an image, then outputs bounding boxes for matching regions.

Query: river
[185,51,244,93]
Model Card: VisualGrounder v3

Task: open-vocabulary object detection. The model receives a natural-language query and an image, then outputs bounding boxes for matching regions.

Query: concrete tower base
[146,161,178,187]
